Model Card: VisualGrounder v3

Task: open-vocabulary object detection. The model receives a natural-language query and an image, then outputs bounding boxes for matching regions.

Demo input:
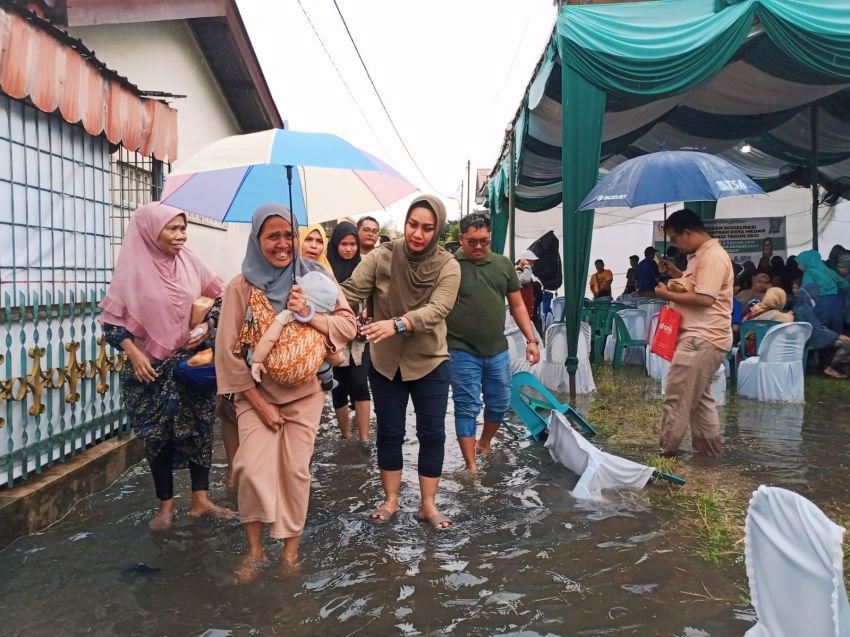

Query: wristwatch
[392,316,407,334]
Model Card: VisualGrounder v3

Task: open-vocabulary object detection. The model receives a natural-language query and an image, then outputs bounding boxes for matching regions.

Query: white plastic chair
[737,323,812,403]
[545,411,654,500]
[744,485,850,636]
[551,296,566,322]
[540,322,595,394]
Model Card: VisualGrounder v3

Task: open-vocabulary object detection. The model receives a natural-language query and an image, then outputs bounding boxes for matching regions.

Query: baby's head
[298,271,337,313]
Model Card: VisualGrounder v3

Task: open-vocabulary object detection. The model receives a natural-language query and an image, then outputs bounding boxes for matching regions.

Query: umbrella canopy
[578,150,765,211]
[161,129,418,224]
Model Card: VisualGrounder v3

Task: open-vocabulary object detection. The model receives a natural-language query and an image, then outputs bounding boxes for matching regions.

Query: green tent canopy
[486,0,850,395]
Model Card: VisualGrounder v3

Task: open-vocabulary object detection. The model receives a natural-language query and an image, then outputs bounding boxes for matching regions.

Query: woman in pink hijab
[99,202,234,530]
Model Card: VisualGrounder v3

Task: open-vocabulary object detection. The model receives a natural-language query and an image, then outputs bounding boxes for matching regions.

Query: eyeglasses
[360,227,379,235]
[465,238,491,247]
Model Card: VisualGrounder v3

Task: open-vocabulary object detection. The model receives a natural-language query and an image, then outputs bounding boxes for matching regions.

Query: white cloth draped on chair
[545,411,654,500]
[744,485,850,636]
[737,323,812,403]
[645,311,670,380]
[538,322,595,394]
[505,308,595,394]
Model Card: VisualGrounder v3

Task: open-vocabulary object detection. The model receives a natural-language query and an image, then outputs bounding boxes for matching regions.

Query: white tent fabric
[545,411,654,500]
[744,485,850,637]
[737,322,812,403]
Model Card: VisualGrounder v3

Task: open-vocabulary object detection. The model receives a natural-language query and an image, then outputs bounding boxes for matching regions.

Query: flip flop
[418,512,452,531]
[824,367,848,379]
[368,506,396,524]
[189,504,237,520]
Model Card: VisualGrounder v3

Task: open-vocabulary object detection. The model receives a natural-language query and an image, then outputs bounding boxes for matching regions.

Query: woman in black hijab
[328,221,371,442]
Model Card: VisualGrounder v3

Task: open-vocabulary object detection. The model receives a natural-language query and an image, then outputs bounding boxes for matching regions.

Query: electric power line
[295,0,394,163]
[331,0,444,194]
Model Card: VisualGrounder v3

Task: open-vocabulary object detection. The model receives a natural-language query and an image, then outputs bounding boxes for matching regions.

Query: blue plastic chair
[739,319,780,361]
[510,371,597,441]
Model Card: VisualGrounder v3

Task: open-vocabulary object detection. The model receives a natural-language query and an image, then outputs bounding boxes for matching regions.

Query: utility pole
[466,159,471,215]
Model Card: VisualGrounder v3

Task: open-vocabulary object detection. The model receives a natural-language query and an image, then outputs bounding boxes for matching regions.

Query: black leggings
[148,440,210,501]
[332,347,372,409]
[369,361,450,478]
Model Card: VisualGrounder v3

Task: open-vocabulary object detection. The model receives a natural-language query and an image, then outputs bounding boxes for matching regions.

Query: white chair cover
[551,296,566,322]
[645,312,671,380]
[545,411,654,500]
[539,322,595,394]
[744,485,850,637]
[736,323,812,403]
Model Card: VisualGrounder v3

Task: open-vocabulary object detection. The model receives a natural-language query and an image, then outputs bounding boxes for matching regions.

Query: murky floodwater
[2,382,848,636]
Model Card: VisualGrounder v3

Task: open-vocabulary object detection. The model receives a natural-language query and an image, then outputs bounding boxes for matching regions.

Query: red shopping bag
[650,306,681,361]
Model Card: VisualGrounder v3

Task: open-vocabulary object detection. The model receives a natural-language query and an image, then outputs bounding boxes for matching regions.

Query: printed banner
[653,217,786,264]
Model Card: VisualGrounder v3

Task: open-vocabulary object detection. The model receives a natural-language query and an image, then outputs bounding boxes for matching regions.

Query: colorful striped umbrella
[161,129,418,225]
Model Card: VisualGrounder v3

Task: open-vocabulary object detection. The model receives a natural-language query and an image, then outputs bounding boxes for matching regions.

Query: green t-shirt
[446,251,521,356]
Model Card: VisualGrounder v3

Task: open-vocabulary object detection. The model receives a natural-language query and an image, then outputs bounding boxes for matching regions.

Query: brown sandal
[368,506,396,524]
[418,512,453,531]
[189,504,237,520]
[824,367,848,379]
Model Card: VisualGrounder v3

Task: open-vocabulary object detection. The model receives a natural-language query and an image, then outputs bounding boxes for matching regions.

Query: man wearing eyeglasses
[446,213,541,472]
[357,216,381,257]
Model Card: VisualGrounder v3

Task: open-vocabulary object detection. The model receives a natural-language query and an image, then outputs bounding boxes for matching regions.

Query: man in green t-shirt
[446,213,541,472]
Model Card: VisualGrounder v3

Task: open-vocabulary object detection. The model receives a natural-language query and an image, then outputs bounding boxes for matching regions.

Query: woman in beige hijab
[744,286,793,323]
[341,195,461,530]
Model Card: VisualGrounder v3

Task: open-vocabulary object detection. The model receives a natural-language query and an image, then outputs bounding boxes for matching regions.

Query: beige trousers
[232,391,325,539]
[659,336,727,456]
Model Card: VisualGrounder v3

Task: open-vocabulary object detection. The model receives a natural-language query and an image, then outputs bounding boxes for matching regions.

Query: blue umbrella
[578,150,765,211]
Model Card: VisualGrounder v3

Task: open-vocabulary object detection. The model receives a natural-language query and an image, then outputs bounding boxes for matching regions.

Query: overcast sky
[236,0,556,222]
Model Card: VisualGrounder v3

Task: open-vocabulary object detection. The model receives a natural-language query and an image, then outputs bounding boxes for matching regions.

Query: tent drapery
[488,0,850,395]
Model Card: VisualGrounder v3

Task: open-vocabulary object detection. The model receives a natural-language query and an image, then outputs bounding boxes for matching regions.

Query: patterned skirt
[120,350,215,469]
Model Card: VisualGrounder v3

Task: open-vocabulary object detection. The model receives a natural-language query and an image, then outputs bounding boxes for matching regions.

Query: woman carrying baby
[215,204,356,580]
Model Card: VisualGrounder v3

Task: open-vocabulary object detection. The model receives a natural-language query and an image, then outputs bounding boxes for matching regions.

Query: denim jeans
[449,348,512,438]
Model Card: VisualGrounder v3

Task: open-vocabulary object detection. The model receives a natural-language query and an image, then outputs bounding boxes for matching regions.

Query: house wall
[66,20,252,282]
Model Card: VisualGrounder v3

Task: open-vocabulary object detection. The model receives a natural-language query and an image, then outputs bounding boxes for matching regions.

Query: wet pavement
[1,383,848,636]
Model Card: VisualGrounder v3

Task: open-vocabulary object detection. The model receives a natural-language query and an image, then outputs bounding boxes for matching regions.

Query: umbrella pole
[662,203,667,254]
[286,164,296,283]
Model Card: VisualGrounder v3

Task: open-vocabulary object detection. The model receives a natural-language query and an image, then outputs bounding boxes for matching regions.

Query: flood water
[2,382,848,637]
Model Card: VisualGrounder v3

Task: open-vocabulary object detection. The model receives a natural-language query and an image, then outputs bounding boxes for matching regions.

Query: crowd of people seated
[594,238,850,381]
[732,240,849,379]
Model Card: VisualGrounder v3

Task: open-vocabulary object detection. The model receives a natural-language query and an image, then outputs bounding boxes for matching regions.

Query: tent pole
[509,132,516,262]
[810,105,819,251]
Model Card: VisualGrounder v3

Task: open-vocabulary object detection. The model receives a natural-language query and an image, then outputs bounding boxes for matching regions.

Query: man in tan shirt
[654,209,732,457]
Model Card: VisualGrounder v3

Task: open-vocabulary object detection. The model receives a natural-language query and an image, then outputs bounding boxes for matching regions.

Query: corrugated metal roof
[0,6,178,161]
